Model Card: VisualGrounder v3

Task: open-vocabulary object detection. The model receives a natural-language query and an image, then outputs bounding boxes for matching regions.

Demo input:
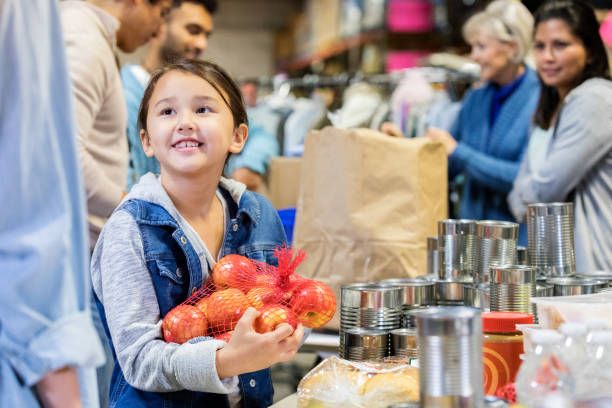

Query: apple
[162,305,208,344]
[206,288,251,332]
[214,331,234,343]
[254,304,298,334]
[212,254,257,291]
[195,297,208,318]
[280,273,309,303]
[253,273,277,288]
[246,286,281,310]
[290,280,336,328]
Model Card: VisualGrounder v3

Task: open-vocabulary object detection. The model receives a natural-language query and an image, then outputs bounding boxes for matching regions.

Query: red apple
[212,254,257,291]
[280,274,309,303]
[290,280,336,328]
[195,297,208,318]
[253,273,277,288]
[206,288,251,332]
[246,287,279,310]
[254,304,298,334]
[214,331,234,343]
[162,305,208,344]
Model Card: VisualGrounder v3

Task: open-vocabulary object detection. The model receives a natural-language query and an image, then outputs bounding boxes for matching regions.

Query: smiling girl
[509,0,612,272]
[90,59,303,407]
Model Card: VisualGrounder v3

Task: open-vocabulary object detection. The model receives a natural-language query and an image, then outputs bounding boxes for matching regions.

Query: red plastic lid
[482,312,534,333]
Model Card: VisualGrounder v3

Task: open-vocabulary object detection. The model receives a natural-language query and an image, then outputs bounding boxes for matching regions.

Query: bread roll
[358,369,419,407]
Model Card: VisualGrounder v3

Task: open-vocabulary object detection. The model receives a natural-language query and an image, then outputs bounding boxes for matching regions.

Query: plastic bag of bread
[297,356,419,408]
[532,292,612,329]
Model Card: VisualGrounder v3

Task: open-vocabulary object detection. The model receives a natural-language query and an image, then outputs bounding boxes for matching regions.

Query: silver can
[435,279,469,306]
[438,219,477,280]
[344,328,389,361]
[464,282,491,311]
[379,278,436,329]
[390,328,419,359]
[527,202,575,277]
[489,265,536,315]
[547,277,608,296]
[417,307,483,408]
[474,221,518,283]
[340,283,402,357]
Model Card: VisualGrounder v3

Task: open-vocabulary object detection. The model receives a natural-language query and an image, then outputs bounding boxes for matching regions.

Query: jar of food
[482,311,534,395]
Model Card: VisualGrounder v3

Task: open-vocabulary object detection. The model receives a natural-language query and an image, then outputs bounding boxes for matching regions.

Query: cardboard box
[266,157,303,210]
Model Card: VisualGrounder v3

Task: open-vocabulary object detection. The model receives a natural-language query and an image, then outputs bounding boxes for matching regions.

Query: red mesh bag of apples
[162,246,336,344]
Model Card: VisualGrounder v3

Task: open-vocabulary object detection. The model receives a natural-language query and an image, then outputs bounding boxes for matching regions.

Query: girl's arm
[92,211,231,393]
[508,87,612,211]
[92,211,304,392]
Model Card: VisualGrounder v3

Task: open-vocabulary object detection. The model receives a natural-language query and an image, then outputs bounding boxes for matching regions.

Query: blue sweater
[448,67,540,244]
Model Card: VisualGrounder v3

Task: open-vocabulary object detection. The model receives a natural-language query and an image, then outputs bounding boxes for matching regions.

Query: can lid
[482,312,534,333]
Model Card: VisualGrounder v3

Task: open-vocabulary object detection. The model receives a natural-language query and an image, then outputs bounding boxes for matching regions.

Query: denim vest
[96,187,287,408]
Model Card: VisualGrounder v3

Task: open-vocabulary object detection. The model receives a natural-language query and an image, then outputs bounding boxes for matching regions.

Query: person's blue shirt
[448,66,540,245]
[121,64,160,190]
[0,0,105,405]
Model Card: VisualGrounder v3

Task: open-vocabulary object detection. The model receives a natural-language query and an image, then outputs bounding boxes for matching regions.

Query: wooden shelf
[275,29,385,72]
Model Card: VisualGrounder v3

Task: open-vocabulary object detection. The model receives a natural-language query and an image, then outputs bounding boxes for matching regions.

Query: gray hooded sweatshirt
[91,173,244,396]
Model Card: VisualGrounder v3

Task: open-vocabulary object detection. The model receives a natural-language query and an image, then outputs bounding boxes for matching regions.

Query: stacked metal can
[339,283,402,359]
[489,265,536,315]
[536,282,554,297]
[438,219,477,280]
[390,328,419,359]
[546,277,608,296]
[436,280,469,306]
[474,221,518,283]
[417,307,483,408]
[527,202,575,277]
[380,278,436,328]
[464,282,491,311]
[343,328,390,361]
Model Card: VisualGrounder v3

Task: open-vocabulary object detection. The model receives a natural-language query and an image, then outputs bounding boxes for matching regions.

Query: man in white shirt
[60,0,171,249]
[59,1,171,406]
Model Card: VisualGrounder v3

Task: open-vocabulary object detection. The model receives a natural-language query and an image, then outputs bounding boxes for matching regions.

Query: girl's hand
[215,308,304,378]
[426,127,457,155]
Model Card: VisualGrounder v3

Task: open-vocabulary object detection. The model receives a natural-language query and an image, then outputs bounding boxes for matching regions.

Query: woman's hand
[426,127,458,155]
[380,122,403,138]
[215,308,304,378]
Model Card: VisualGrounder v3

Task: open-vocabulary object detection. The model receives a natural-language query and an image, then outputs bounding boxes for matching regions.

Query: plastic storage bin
[277,207,296,244]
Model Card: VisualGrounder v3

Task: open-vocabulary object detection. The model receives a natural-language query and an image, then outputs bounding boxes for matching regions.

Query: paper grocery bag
[293,127,447,329]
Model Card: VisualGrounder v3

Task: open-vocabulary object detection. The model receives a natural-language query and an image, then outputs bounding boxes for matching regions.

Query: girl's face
[141,71,247,177]
[469,30,518,84]
[534,18,588,96]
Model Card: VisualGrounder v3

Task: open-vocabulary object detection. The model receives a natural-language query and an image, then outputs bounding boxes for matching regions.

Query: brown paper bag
[293,127,447,329]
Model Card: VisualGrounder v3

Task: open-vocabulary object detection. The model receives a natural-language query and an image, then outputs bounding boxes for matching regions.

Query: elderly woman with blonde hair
[426,0,539,245]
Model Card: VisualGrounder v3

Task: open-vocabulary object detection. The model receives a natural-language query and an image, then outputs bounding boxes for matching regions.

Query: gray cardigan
[509,78,612,272]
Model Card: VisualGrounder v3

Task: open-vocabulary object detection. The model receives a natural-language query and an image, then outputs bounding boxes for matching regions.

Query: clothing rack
[244,67,477,98]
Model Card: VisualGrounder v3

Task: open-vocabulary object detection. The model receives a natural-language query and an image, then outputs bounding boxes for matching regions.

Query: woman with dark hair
[509,0,612,271]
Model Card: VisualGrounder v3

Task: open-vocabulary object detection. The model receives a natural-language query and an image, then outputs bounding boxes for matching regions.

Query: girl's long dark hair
[533,0,610,129]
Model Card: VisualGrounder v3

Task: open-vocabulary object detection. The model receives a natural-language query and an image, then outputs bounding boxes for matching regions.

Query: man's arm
[62,25,125,217]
